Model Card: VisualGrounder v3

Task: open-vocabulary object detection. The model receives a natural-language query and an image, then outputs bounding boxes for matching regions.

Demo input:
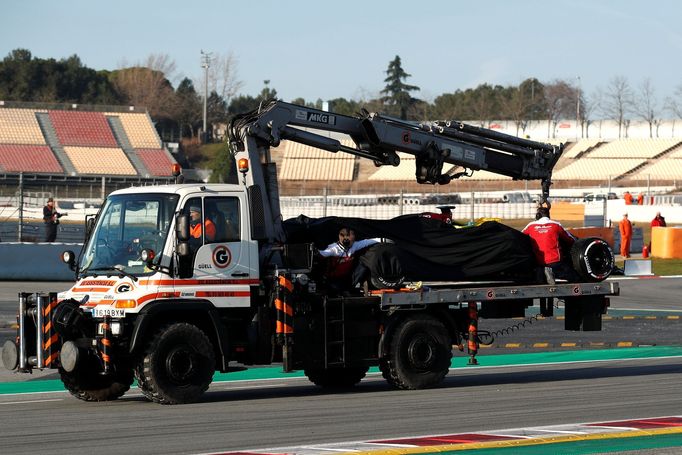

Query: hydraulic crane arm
[228,100,564,243]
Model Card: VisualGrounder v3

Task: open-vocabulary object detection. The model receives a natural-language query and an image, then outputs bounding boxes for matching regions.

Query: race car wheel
[135,323,215,405]
[304,366,369,388]
[380,315,451,390]
[570,237,615,282]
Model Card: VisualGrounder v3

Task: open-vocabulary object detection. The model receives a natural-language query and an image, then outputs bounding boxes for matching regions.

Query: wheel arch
[129,299,229,371]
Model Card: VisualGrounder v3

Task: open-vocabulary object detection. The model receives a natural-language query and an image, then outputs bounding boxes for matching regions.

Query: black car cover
[283,215,538,283]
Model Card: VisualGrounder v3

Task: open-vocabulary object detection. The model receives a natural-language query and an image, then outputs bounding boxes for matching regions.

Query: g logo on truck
[212,246,232,269]
[116,283,133,293]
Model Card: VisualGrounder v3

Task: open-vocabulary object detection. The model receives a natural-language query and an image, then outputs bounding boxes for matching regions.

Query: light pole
[576,76,581,140]
[200,50,212,143]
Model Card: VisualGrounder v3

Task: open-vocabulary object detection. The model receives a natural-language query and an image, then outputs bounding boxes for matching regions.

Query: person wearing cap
[189,204,216,241]
[522,205,577,283]
[42,197,65,242]
[420,205,454,225]
[619,212,632,258]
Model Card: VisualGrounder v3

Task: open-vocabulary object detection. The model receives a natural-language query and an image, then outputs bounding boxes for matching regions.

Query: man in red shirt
[522,206,577,283]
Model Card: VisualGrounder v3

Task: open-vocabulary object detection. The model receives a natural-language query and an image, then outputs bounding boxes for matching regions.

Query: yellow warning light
[238,158,249,174]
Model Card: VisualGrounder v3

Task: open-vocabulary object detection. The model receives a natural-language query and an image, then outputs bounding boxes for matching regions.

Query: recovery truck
[2,100,619,404]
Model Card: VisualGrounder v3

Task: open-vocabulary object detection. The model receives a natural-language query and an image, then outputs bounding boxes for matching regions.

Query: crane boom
[228,99,564,242]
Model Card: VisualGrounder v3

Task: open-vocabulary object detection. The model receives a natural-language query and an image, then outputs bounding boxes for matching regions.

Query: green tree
[174,77,202,138]
[208,141,236,183]
[257,80,277,102]
[380,55,420,119]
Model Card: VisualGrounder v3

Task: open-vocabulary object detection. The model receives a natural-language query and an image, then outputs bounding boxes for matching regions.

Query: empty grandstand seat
[49,111,118,147]
[0,144,63,173]
[135,149,175,176]
[553,158,645,180]
[0,109,47,145]
[587,139,680,159]
[64,146,137,175]
[106,113,162,148]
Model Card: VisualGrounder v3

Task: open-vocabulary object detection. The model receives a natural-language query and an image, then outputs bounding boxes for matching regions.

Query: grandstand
[0,104,177,197]
[273,135,682,195]
[277,140,355,181]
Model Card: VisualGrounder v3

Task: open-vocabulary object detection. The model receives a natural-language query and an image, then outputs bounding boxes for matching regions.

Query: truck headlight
[97,322,121,335]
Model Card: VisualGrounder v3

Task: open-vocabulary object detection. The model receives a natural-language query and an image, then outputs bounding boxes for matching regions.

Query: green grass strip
[1,346,681,395]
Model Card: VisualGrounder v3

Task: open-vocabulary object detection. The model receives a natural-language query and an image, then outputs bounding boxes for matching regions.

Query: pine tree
[381,55,420,119]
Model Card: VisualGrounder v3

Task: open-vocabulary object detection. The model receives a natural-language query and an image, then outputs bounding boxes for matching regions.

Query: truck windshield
[80,193,179,276]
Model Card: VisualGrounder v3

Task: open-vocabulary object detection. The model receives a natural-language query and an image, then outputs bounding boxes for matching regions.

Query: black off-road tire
[570,237,615,282]
[304,366,369,388]
[134,323,215,405]
[59,361,134,402]
[380,315,452,390]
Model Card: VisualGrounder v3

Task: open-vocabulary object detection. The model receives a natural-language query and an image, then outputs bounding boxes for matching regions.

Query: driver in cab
[189,204,216,242]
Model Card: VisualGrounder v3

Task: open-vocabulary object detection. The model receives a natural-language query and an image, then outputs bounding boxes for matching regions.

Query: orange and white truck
[2,101,618,404]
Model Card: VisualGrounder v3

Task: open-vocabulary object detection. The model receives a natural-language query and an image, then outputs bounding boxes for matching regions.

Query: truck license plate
[91,307,125,318]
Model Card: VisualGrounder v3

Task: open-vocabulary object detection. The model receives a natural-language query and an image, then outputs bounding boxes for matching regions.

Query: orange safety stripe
[44,352,58,366]
[138,278,259,286]
[43,300,58,317]
[275,321,294,334]
[43,320,52,334]
[274,298,293,316]
[278,276,293,292]
[195,291,251,298]
[101,353,111,362]
[43,334,58,350]
[136,292,181,306]
[72,287,111,293]
[101,322,110,330]
[101,338,112,347]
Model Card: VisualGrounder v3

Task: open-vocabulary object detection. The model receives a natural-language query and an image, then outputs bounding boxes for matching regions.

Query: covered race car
[283,215,614,288]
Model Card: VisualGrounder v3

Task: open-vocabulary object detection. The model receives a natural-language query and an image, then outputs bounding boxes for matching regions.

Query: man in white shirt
[319,227,381,290]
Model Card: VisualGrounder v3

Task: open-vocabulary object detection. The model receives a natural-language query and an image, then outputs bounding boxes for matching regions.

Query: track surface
[0,278,681,454]
[1,355,681,455]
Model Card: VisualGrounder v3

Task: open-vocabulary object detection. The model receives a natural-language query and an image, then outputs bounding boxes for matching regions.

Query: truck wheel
[135,323,215,405]
[570,237,614,282]
[380,315,451,390]
[59,361,134,402]
[304,366,369,388]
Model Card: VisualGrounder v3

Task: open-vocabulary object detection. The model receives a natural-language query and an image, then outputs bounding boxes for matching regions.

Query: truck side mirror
[176,242,190,257]
[85,217,96,238]
[176,214,190,242]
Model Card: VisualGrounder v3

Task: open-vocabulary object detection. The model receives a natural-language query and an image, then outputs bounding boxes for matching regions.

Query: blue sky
[3,0,682,104]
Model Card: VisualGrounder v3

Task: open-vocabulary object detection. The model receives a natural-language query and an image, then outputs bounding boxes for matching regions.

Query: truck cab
[63,184,259,317]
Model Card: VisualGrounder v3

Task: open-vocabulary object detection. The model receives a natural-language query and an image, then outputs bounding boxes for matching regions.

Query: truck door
[178,195,254,308]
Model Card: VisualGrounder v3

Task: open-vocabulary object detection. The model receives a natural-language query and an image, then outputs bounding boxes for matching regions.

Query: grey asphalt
[0,357,680,455]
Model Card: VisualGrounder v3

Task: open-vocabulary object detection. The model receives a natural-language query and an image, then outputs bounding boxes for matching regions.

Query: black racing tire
[570,237,615,282]
[135,323,215,405]
[304,366,369,388]
[59,359,134,402]
[362,244,405,290]
[380,315,452,390]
